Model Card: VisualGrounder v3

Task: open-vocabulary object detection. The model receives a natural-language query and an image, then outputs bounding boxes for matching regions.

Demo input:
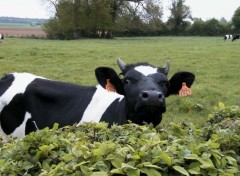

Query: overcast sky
[0,0,239,21]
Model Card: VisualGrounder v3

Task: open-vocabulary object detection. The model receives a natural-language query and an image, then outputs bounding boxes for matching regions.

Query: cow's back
[0,73,97,139]
[25,78,97,129]
[0,73,126,140]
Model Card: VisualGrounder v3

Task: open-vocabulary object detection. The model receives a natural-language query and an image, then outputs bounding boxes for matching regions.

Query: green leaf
[188,162,201,175]
[90,171,108,176]
[92,161,109,172]
[22,161,35,170]
[61,153,74,162]
[80,165,92,175]
[218,102,225,109]
[160,153,172,166]
[126,169,140,176]
[111,157,123,168]
[39,144,55,151]
[184,154,202,162]
[140,162,162,170]
[209,142,220,149]
[173,166,189,176]
[52,123,59,132]
[121,163,136,170]
[225,156,237,166]
[110,168,124,175]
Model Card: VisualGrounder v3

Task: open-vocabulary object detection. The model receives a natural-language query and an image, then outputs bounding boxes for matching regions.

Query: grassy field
[0,23,46,38]
[0,37,239,126]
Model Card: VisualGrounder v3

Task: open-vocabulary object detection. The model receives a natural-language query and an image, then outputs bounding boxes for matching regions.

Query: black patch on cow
[0,74,14,96]
[100,98,126,125]
[25,119,38,135]
[0,94,26,135]
[232,34,240,41]
[127,106,163,126]
[25,78,96,129]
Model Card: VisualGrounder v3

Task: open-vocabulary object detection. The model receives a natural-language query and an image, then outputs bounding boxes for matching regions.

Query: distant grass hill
[0,16,47,26]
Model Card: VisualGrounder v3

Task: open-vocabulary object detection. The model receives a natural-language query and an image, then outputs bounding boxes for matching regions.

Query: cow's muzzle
[136,90,166,111]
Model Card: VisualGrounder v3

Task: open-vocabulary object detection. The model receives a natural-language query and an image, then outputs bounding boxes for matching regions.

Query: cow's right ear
[95,67,124,95]
[166,71,195,97]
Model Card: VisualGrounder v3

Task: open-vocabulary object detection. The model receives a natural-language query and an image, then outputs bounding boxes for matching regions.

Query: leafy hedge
[0,103,239,176]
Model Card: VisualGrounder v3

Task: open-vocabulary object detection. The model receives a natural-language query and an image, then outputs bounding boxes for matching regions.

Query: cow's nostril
[142,92,149,99]
[158,93,163,99]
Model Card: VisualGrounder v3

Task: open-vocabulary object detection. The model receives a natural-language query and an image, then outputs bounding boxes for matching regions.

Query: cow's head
[95,58,195,126]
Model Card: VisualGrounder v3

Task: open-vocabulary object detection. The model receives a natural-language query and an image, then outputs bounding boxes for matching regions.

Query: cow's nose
[140,90,164,103]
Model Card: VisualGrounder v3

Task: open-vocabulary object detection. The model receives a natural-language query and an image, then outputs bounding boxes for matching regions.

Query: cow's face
[95,58,195,126]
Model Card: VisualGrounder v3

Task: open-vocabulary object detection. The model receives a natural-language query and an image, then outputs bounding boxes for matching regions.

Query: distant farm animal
[0,58,195,141]
[224,34,233,41]
[0,34,4,43]
[232,34,240,41]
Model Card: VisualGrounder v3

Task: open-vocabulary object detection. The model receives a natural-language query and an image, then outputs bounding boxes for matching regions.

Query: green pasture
[0,37,239,126]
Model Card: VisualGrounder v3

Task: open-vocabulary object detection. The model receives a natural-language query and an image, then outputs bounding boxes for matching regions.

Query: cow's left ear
[166,71,195,97]
[95,67,124,95]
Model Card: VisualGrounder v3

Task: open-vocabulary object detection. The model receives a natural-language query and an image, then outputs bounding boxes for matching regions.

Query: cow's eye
[123,78,131,85]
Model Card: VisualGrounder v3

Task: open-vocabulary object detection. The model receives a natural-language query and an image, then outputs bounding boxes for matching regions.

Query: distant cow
[0,34,4,43]
[0,58,195,141]
[224,34,233,41]
[232,34,240,41]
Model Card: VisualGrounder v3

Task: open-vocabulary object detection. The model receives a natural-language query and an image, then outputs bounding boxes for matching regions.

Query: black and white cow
[0,58,195,141]
[0,34,4,43]
[224,34,233,41]
[232,34,240,41]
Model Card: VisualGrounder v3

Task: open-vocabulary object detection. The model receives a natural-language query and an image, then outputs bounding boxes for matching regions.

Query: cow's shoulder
[0,72,43,98]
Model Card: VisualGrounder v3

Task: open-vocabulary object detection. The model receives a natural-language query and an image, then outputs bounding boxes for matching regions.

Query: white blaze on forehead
[134,65,158,76]
[78,85,123,125]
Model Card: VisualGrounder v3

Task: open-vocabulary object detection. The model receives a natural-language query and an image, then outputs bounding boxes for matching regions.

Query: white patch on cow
[225,34,233,40]
[134,65,158,76]
[0,34,3,43]
[0,73,45,112]
[12,112,32,139]
[78,85,124,125]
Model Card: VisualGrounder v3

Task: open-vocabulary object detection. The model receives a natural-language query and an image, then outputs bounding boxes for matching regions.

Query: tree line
[41,0,240,39]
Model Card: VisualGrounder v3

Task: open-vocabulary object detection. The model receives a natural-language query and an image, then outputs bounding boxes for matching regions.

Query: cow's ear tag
[105,79,116,92]
[179,82,192,97]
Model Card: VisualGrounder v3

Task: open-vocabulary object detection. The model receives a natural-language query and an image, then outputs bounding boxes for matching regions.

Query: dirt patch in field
[0,28,46,38]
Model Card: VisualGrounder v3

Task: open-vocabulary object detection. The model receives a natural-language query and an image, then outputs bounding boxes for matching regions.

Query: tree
[167,0,191,34]
[41,0,164,39]
[188,18,206,36]
[232,6,240,31]
[88,0,114,38]
[42,0,74,39]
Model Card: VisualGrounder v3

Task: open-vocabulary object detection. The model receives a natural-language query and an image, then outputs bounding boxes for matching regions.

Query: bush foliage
[0,103,239,176]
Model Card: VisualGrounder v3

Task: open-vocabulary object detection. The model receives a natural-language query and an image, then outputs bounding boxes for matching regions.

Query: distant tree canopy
[42,0,164,39]
[41,0,239,39]
[166,0,191,35]
[232,6,240,31]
